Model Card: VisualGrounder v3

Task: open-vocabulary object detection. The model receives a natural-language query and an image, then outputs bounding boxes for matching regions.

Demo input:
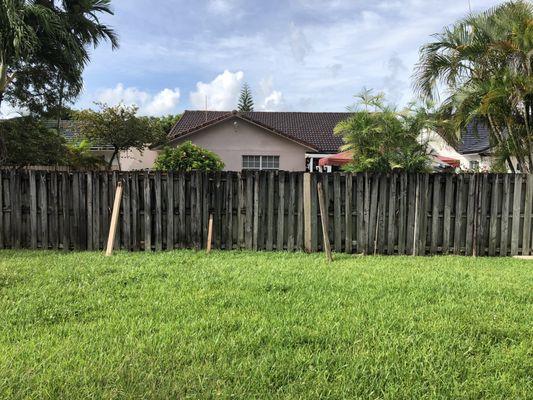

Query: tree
[0,0,118,115]
[238,83,254,112]
[75,104,161,169]
[0,117,67,166]
[152,114,182,135]
[0,117,107,168]
[414,0,533,172]
[154,141,224,172]
[334,90,433,173]
[147,114,182,147]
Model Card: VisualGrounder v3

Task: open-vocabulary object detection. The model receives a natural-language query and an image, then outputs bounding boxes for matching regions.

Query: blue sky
[72,0,502,115]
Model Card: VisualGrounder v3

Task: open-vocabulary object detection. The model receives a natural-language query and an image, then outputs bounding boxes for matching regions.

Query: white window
[242,155,261,169]
[242,155,279,170]
[469,160,480,170]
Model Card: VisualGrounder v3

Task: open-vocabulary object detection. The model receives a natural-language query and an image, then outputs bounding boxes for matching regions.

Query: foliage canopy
[0,0,118,115]
[75,103,162,169]
[0,117,103,168]
[335,90,433,173]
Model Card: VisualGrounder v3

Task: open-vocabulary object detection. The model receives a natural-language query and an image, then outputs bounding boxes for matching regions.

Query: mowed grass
[0,251,531,399]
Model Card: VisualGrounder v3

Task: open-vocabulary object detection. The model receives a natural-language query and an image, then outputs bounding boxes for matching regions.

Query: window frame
[242,155,280,170]
[469,160,480,170]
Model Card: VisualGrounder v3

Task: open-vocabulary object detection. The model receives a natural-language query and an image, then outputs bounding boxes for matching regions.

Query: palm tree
[0,1,57,103]
[0,0,118,113]
[414,0,533,172]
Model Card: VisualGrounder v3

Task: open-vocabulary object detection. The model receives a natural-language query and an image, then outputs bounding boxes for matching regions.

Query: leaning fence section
[0,170,532,256]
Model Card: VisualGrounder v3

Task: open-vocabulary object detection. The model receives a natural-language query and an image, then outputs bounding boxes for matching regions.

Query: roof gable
[169,110,349,153]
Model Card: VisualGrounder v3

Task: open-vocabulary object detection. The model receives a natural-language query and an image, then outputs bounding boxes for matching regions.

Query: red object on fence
[318,151,353,167]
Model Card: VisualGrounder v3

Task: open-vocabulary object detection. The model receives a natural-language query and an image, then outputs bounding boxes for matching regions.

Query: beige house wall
[120,147,159,171]
[168,118,310,171]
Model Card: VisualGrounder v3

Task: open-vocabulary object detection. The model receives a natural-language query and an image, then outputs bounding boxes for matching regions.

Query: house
[164,110,500,172]
[162,110,348,171]
[424,123,500,171]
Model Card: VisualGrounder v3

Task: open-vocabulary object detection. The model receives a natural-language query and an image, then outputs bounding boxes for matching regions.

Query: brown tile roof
[168,110,349,153]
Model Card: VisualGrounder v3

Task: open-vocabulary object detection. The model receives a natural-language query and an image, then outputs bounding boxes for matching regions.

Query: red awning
[318,151,353,167]
[437,156,460,168]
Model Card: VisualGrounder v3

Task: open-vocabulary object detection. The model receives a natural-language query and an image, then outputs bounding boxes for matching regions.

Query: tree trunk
[0,92,5,163]
[108,148,119,170]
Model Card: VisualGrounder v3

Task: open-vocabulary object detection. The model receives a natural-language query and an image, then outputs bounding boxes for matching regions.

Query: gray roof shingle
[457,122,491,155]
[169,110,349,153]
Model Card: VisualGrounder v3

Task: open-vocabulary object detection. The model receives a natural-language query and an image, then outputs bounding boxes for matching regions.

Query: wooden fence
[1,170,532,256]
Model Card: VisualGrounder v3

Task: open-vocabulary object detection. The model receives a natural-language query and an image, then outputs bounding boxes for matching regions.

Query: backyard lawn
[0,251,531,399]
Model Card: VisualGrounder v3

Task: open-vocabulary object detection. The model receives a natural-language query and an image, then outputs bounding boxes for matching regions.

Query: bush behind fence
[1,170,532,256]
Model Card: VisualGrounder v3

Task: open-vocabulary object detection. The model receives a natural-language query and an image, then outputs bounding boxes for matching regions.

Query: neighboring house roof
[457,122,491,155]
[42,119,114,151]
[168,110,349,153]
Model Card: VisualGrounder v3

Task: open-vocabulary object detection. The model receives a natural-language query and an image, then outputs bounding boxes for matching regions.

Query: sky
[4,0,506,117]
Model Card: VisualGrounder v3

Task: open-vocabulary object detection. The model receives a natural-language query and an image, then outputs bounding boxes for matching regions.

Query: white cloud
[328,63,343,78]
[95,83,180,116]
[289,22,312,64]
[258,77,285,111]
[207,0,237,15]
[382,53,409,105]
[190,70,244,111]
[144,88,181,115]
[262,91,284,111]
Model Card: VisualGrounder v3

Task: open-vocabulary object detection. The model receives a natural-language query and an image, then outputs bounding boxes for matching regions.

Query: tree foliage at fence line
[154,141,225,172]
[75,103,164,169]
[334,90,437,173]
[0,117,104,168]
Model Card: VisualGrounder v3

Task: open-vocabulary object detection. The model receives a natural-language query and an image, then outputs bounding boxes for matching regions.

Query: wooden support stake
[105,181,123,256]
[317,180,333,262]
[206,214,213,254]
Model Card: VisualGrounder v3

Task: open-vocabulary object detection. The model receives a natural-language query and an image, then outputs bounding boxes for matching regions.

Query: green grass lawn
[0,251,531,399]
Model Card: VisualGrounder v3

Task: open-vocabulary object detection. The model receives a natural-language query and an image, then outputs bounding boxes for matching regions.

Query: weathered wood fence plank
[1,170,532,256]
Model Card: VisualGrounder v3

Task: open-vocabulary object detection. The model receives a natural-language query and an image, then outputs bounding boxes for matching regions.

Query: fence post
[303,173,312,252]
[473,174,481,257]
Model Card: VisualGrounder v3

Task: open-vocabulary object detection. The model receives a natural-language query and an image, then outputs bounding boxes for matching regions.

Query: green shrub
[65,140,107,170]
[154,141,224,172]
